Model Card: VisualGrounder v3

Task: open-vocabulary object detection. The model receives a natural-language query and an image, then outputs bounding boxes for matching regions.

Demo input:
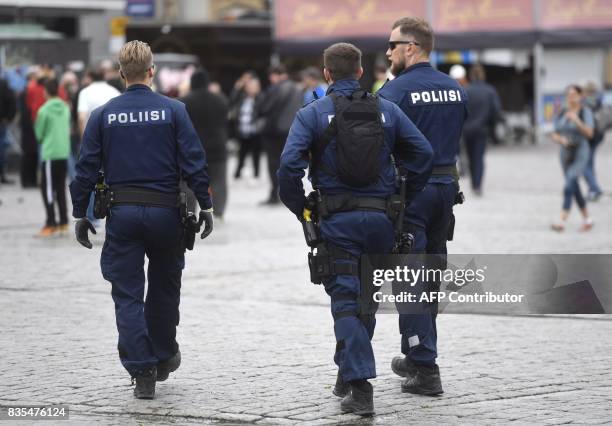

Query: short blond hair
[118,40,153,82]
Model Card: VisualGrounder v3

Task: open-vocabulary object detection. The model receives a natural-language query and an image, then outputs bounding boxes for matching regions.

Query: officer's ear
[119,70,125,81]
[323,68,332,84]
[356,67,364,80]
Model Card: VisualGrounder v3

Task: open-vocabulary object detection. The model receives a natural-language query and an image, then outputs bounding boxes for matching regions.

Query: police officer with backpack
[378,17,468,396]
[278,42,433,415]
[70,41,213,399]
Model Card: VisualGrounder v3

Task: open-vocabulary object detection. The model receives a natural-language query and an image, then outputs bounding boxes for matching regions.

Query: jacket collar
[326,79,361,96]
[397,61,432,78]
[126,83,152,92]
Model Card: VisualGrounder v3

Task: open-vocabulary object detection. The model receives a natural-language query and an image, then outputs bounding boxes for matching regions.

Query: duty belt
[110,188,180,208]
[431,165,459,181]
[317,193,389,219]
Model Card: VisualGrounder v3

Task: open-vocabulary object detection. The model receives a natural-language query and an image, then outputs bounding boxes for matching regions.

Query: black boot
[401,364,443,396]
[133,367,157,399]
[340,380,374,416]
[332,371,349,398]
[157,350,181,382]
[391,356,417,378]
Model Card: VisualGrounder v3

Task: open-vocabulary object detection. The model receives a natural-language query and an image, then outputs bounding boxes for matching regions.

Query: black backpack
[311,89,384,187]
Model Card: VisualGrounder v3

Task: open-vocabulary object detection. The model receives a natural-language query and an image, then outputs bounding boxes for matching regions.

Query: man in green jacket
[35,78,71,237]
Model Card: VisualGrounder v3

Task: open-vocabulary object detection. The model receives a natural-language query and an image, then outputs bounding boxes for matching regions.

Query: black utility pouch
[308,245,331,285]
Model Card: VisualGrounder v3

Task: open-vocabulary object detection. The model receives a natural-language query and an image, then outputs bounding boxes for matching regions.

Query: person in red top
[25,66,67,122]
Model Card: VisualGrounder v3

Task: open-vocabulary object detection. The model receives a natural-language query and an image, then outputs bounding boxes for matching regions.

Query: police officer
[69,41,213,399]
[278,43,433,415]
[378,18,468,396]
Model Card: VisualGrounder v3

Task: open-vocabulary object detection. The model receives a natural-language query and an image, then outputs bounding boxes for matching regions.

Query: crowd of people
[0,55,608,236]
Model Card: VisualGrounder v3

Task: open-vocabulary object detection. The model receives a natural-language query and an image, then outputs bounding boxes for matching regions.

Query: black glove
[75,218,96,249]
[200,209,214,240]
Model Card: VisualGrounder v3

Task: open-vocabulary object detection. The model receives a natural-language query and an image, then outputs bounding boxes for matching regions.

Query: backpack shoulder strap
[310,93,345,186]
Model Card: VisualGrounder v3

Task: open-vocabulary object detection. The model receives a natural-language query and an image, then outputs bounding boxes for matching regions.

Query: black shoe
[401,364,443,396]
[0,176,14,185]
[340,381,374,416]
[133,367,157,399]
[391,356,417,378]
[157,350,181,382]
[332,372,349,398]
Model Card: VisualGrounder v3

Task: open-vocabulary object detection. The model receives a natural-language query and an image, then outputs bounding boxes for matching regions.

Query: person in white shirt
[78,67,120,136]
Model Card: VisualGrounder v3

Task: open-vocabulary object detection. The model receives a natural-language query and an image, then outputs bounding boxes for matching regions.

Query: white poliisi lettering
[410,89,465,104]
[107,109,169,125]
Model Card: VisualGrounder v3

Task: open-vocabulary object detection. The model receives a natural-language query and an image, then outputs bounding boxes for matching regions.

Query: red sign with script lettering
[433,0,534,32]
[275,0,426,39]
[540,0,612,29]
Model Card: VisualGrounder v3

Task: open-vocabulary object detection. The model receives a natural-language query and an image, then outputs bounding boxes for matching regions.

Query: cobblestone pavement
[1,142,611,424]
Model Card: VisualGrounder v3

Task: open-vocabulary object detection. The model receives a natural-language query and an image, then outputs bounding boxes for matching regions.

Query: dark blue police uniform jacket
[378,62,467,367]
[69,83,212,376]
[278,78,433,382]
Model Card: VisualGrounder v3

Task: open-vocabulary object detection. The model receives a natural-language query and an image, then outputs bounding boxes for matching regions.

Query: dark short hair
[86,66,105,82]
[392,17,434,54]
[323,43,362,80]
[469,64,486,82]
[191,69,210,90]
[44,78,59,96]
[300,66,322,81]
[268,64,287,76]
[566,84,583,95]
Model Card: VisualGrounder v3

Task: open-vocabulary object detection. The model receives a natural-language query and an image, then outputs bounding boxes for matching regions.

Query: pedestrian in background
[371,63,388,93]
[257,64,302,205]
[0,75,17,185]
[77,66,120,136]
[182,69,229,219]
[551,85,594,232]
[18,67,40,188]
[463,64,501,196]
[34,78,71,237]
[300,66,327,104]
[582,81,604,201]
[233,74,263,180]
[60,71,81,181]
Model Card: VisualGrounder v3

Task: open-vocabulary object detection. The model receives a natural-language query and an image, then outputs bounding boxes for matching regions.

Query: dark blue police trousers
[101,205,184,377]
[401,182,457,367]
[320,210,394,382]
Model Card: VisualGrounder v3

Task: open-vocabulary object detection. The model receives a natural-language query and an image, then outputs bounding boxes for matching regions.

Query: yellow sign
[110,16,130,37]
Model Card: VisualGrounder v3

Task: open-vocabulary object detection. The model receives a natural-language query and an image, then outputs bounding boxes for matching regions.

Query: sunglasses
[388,40,420,51]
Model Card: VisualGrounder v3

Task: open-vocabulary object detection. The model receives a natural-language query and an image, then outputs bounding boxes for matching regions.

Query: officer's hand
[75,218,96,249]
[200,209,214,240]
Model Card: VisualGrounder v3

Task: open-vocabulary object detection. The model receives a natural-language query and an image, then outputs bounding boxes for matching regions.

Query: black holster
[93,179,111,219]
